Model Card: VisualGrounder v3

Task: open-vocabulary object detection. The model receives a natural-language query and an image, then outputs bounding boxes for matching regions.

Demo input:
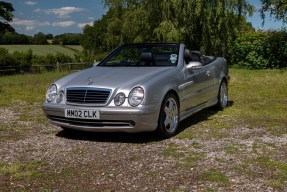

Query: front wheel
[216,80,228,110]
[157,93,179,138]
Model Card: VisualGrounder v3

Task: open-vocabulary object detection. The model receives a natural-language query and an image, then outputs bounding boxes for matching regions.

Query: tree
[32,32,48,44]
[0,32,30,44]
[100,0,254,56]
[260,0,287,23]
[46,34,54,40]
[81,10,115,55]
[80,0,255,61]
[0,1,15,34]
[53,33,82,45]
[232,30,287,69]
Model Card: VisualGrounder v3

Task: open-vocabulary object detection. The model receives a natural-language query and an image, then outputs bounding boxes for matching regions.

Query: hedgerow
[232,30,287,69]
[0,48,76,74]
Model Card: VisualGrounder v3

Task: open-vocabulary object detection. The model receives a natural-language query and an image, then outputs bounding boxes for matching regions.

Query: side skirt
[179,98,218,122]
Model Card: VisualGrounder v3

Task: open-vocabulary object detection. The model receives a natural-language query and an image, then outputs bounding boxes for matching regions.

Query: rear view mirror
[187,61,203,70]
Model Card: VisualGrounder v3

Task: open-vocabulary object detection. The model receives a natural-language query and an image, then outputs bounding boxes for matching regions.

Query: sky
[7,0,107,36]
[6,0,286,36]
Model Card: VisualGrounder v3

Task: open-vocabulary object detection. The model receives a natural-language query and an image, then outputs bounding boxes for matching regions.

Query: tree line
[0,32,82,45]
[82,0,255,59]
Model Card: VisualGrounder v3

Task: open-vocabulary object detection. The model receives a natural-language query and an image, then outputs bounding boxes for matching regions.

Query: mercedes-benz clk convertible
[43,43,229,138]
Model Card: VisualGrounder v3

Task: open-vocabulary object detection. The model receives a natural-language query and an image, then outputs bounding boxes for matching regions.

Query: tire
[61,126,68,130]
[60,126,74,132]
[157,93,179,138]
[216,80,228,110]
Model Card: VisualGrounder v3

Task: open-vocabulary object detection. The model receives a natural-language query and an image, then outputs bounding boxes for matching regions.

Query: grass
[162,143,205,169]
[0,45,83,57]
[0,161,46,180]
[162,143,186,158]
[228,69,287,123]
[0,72,70,107]
[63,45,84,52]
[199,168,231,187]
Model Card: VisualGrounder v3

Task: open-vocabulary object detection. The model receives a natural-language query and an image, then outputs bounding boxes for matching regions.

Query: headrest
[191,51,202,61]
[140,52,153,61]
[184,49,191,62]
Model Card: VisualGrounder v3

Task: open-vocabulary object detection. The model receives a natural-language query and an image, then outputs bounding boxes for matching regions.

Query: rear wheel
[216,80,228,110]
[157,93,179,138]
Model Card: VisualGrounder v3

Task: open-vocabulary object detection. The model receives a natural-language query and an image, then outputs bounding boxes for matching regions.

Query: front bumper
[42,103,160,133]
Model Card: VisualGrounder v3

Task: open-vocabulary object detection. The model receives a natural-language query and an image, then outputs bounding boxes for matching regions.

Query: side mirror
[187,61,203,70]
[93,62,100,66]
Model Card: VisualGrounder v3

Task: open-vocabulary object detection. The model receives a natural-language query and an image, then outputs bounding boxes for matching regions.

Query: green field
[0,69,286,191]
[0,45,83,57]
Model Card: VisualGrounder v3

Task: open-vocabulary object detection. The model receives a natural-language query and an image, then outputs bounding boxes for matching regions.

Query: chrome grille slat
[66,87,111,105]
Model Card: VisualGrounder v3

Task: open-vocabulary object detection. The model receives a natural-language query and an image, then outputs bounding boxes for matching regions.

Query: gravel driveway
[0,103,286,191]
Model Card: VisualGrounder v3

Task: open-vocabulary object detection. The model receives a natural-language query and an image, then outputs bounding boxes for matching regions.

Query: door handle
[206,70,211,77]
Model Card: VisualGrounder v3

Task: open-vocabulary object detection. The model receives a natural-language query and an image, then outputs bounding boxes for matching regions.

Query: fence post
[57,62,60,73]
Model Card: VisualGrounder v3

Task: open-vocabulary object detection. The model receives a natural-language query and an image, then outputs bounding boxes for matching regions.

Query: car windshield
[99,44,180,67]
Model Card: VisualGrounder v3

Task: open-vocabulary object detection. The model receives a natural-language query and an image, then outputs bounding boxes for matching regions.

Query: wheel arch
[221,76,228,86]
[163,89,180,111]
[156,89,180,138]
[218,74,229,92]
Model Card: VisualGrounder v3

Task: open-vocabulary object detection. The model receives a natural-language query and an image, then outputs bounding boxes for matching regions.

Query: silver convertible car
[43,43,229,137]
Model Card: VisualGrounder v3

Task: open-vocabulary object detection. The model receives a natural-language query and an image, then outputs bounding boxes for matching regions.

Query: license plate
[65,109,100,119]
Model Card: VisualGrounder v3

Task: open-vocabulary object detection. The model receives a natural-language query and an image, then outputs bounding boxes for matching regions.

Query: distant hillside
[0,45,83,57]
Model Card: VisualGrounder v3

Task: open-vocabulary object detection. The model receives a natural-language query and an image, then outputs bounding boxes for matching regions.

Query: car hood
[57,66,173,89]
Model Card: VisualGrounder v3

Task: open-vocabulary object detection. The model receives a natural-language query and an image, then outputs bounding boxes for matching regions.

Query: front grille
[48,115,135,128]
[66,87,111,105]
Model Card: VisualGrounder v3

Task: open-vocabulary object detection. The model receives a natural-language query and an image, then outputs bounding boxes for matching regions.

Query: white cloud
[25,26,35,31]
[12,19,36,26]
[25,1,38,6]
[52,21,76,27]
[11,18,50,31]
[78,22,93,28]
[12,18,77,31]
[34,7,86,18]
[11,19,50,26]
[11,18,84,34]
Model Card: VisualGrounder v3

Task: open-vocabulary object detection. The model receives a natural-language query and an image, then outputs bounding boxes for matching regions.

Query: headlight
[114,92,126,106]
[56,90,65,103]
[46,84,57,102]
[128,87,144,107]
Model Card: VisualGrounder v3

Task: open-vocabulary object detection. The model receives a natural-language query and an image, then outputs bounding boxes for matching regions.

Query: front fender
[141,67,182,109]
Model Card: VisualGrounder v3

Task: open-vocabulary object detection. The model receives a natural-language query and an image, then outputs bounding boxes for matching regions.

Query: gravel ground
[0,105,286,192]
